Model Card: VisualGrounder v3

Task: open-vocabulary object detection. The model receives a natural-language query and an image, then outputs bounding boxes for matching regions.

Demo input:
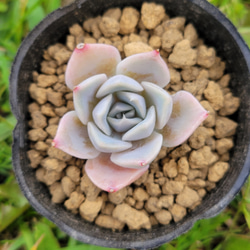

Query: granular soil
[27,2,240,231]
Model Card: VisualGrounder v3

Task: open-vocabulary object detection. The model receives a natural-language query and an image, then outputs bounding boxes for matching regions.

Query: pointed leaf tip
[85,153,149,192]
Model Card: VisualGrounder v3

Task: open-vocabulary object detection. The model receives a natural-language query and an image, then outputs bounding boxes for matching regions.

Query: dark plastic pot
[10,0,250,249]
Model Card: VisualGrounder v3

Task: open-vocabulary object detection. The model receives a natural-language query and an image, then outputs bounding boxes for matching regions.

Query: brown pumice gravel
[27,2,240,231]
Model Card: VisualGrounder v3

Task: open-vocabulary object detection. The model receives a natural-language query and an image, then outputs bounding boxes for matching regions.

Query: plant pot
[10,0,250,248]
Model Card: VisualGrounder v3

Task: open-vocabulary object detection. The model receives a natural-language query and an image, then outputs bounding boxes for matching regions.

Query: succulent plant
[53,43,208,192]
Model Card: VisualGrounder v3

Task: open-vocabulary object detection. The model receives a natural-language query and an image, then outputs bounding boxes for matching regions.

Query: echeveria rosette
[53,43,208,192]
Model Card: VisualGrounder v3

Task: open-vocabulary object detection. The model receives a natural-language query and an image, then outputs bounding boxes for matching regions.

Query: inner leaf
[108,115,142,132]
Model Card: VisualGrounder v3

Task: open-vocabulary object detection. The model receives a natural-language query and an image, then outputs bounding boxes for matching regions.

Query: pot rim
[10,0,250,249]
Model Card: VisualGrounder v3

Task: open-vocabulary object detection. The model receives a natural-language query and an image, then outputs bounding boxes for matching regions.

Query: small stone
[197,45,216,68]
[44,170,62,185]
[184,23,198,47]
[55,106,68,117]
[103,8,122,21]
[41,157,66,172]
[145,197,161,213]
[36,168,46,183]
[54,48,72,65]
[28,128,47,141]
[61,176,76,197]
[47,91,65,107]
[188,169,204,181]
[108,187,127,205]
[141,2,166,29]
[177,157,189,175]
[188,127,209,149]
[133,187,149,202]
[208,162,229,182]
[27,149,43,168]
[99,17,120,37]
[119,7,140,35]
[189,146,218,169]
[40,60,57,75]
[162,29,183,52]
[41,104,56,117]
[83,16,101,33]
[101,202,115,215]
[45,125,58,138]
[149,215,159,226]
[163,159,178,178]
[124,42,153,57]
[66,35,75,51]
[37,74,58,88]
[181,66,200,81]
[34,141,49,151]
[69,23,84,36]
[163,17,185,31]
[125,196,136,207]
[48,117,60,125]
[50,182,66,204]
[146,182,161,197]
[29,84,47,104]
[80,174,101,201]
[215,117,238,138]
[176,186,200,208]
[157,195,174,208]
[187,179,206,190]
[169,67,181,84]
[169,40,197,68]
[79,197,103,222]
[47,146,72,162]
[95,215,125,231]
[28,102,40,113]
[47,43,64,58]
[66,166,81,183]
[200,101,216,128]
[216,138,234,155]
[170,144,191,159]
[64,191,85,210]
[135,201,144,210]
[149,35,161,49]
[175,174,188,182]
[206,181,216,191]
[113,203,151,230]
[208,57,226,80]
[153,24,164,36]
[219,92,240,116]
[169,204,187,222]
[219,74,230,88]
[154,210,172,225]
[204,81,224,111]
[162,180,185,195]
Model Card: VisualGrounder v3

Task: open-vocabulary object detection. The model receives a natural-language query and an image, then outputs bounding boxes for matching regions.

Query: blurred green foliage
[0,0,250,249]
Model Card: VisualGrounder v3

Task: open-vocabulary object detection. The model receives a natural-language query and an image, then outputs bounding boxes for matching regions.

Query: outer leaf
[85,153,149,192]
[65,43,121,89]
[116,50,170,88]
[111,131,163,168]
[160,91,208,147]
[53,111,100,159]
